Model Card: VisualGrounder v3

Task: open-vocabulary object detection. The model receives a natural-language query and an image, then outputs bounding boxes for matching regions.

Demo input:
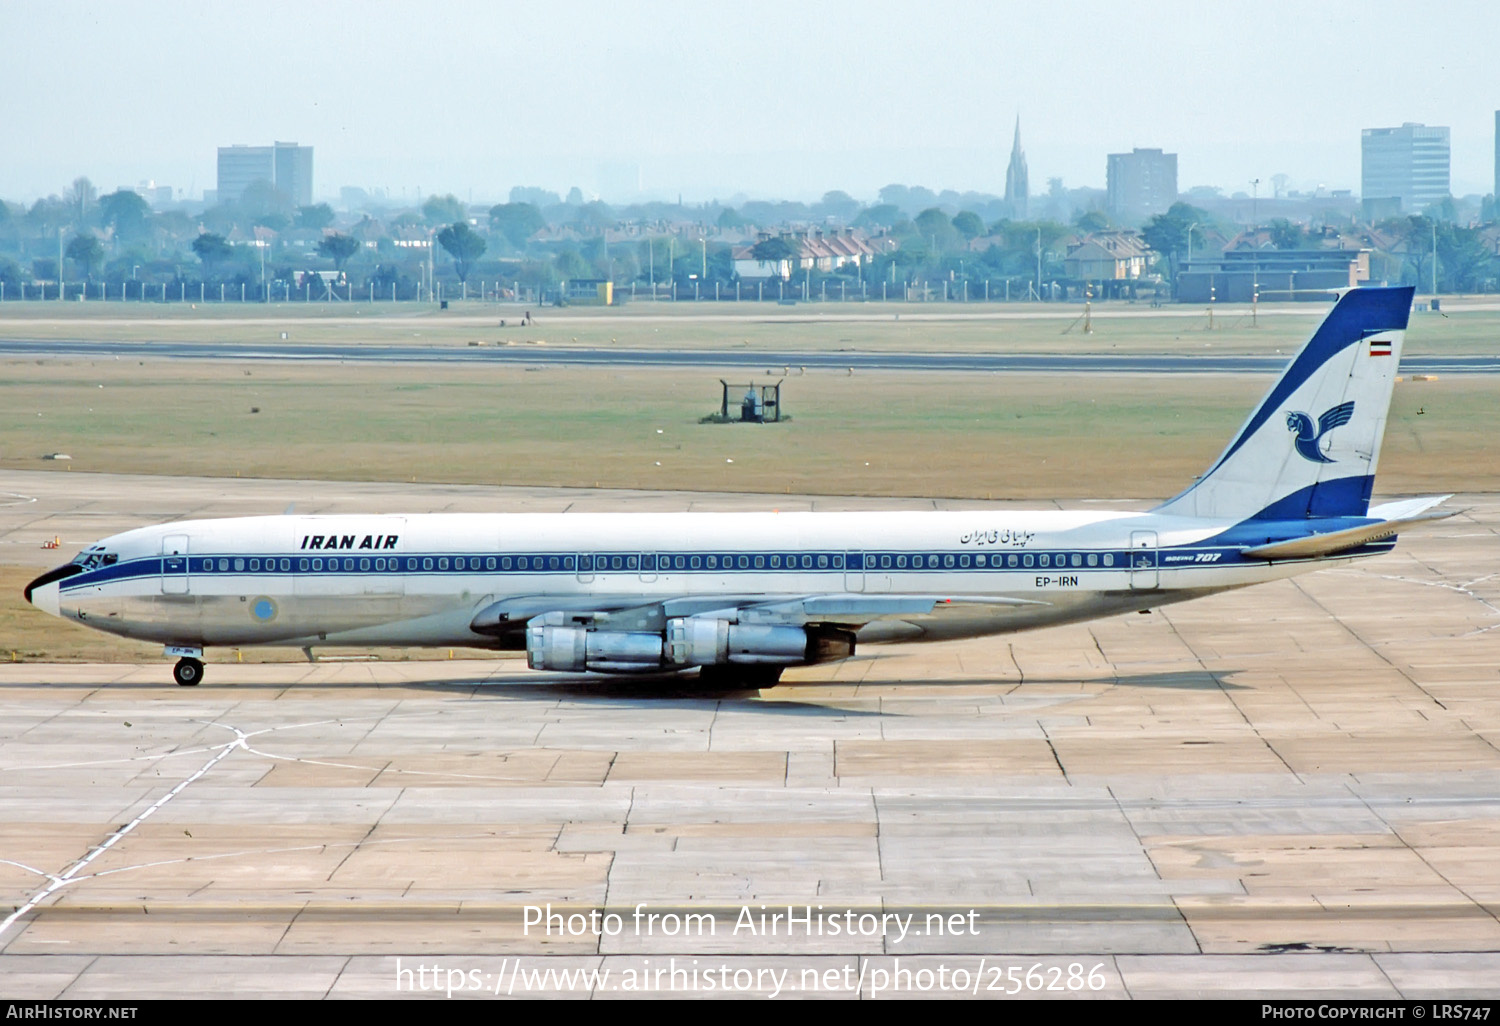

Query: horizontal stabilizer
[1241,495,1455,561]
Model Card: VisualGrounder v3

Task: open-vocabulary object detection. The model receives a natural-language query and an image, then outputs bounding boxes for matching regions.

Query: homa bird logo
[1285,401,1355,464]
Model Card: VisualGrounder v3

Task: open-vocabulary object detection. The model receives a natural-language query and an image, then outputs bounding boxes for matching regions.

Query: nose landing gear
[165,646,206,687]
[173,658,204,687]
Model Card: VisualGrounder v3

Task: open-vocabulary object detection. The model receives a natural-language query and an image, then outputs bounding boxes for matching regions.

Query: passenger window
[503,556,513,570]
[610,556,622,570]
[801,555,812,569]
[817,555,828,569]
[423,557,433,570]
[1008,554,1018,567]
[675,556,686,569]
[250,559,260,571]
[1072,554,1082,568]
[896,555,906,568]
[833,555,844,569]
[361,558,371,571]
[487,557,496,570]
[454,557,464,570]
[705,555,716,569]
[564,556,575,570]
[1103,554,1115,567]
[298,558,309,572]
[944,555,955,568]
[1040,554,1050,567]
[1023,554,1034,567]
[312,559,323,571]
[279,558,290,572]
[975,554,985,566]
[736,555,747,569]
[959,555,970,568]
[878,555,889,569]
[519,557,530,570]
[627,555,639,570]
[549,556,560,570]
[1087,553,1098,567]
[234,559,244,572]
[769,555,779,568]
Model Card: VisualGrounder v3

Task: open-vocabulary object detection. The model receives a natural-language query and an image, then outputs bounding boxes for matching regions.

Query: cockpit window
[70,550,118,570]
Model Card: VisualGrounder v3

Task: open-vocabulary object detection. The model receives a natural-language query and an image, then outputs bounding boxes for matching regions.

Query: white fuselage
[34,508,1366,653]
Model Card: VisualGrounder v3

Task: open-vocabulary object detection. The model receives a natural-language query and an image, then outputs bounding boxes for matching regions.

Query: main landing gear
[697,665,782,688]
[173,658,204,687]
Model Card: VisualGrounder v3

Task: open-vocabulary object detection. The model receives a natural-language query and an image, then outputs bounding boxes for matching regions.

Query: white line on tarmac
[0,719,250,944]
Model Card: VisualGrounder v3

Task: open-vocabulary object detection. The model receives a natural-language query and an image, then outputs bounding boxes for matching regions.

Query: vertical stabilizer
[1154,285,1415,521]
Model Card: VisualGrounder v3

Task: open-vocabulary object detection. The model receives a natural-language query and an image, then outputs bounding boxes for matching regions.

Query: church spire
[1005,115,1029,218]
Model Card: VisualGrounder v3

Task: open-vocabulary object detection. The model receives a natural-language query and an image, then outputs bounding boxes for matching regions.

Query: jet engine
[525,617,855,674]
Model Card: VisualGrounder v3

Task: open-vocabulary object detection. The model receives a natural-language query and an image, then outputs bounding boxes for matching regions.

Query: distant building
[1063,231,1150,290]
[216,141,314,206]
[731,229,889,281]
[1177,247,1370,303]
[274,142,314,207]
[216,146,274,205]
[1004,118,1028,219]
[1361,123,1449,216]
[1106,148,1177,223]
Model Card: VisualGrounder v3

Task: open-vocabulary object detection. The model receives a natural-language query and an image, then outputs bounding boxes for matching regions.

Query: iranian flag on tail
[1369,336,1393,356]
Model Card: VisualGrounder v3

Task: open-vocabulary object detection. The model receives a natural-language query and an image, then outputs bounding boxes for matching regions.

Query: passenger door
[161,535,189,594]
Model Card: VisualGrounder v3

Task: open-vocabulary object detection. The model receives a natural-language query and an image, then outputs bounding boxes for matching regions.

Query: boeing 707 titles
[26,285,1449,687]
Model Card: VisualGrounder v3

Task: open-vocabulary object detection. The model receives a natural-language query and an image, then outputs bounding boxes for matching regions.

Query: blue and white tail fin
[1154,285,1416,521]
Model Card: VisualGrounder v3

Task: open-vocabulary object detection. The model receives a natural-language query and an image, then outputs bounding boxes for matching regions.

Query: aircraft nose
[24,564,82,617]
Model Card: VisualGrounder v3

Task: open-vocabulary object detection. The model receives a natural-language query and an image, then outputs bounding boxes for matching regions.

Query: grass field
[1,297,1495,355]
[0,358,1490,500]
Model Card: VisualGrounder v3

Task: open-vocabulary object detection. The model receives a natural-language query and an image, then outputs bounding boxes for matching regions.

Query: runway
[0,337,1496,374]
[2,472,1499,998]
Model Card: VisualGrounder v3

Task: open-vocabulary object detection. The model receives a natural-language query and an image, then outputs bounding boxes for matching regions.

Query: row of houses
[730,229,895,280]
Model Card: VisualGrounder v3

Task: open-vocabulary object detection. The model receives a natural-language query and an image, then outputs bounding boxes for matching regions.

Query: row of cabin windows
[189,551,1119,574]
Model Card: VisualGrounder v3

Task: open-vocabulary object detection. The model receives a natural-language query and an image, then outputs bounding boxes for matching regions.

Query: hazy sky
[4,0,1498,205]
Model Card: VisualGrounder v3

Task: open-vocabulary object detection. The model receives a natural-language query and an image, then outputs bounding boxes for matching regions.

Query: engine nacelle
[665,618,854,667]
[527,625,665,673]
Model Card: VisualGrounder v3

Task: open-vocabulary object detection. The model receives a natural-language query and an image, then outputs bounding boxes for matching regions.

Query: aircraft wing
[471,591,1049,636]
[1240,495,1456,561]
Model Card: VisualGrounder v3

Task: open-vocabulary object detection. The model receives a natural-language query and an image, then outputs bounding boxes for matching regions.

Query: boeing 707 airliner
[25,285,1449,687]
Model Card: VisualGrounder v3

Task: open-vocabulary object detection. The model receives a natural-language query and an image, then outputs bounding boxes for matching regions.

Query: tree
[488,202,544,249]
[913,208,958,254]
[436,221,486,284]
[423,194,466,225]
[98,190,152,242]
[553,247,592,280]
[852,203,901,229]
[1267,218,1305,250]
[951,210,985,241]
[296,204,335,231]
[816,190,861,222]
[191,232,235,279]
[1072,210,1111,233]
[1140,202,1210,291]
[65,234,104,280]
[316,233,361,273]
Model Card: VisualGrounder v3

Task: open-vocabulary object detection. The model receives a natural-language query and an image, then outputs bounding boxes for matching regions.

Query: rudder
[1154,285,1415,521]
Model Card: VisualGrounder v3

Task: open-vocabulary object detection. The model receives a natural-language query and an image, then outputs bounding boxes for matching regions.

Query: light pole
[1035,226,1042,301]
[1250,178,1260,229]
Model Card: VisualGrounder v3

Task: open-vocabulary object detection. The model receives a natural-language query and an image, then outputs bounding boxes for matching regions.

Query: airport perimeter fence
[0,276,1104,306]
